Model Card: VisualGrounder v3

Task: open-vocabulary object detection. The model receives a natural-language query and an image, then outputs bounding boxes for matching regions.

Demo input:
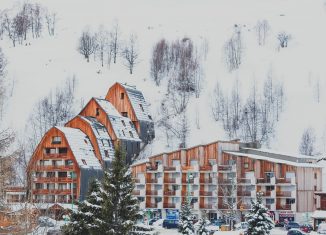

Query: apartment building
[131,141,322,222]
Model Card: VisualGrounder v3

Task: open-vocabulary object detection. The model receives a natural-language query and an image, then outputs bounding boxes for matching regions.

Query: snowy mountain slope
[1,0,326,158]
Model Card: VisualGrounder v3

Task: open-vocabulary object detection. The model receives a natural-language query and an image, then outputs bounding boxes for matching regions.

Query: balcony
[33,177,75,183]
[147,178,158,184]
[217,204,229,210]
[200,191,213,196]
[146,203,157,208]
[200,204,213,209]
[163,203,176,208]
[200,178,213,184]
[218,178,234,184]
[276,204,292,210]
[164,165,180,171]
[164,190,176,196]
[256,177,275,185]
[276,178,295,185]
[146,190,158,196]
[35,165,74,171]
[182,165,199,172]
[218,165,235,172]
[164,178,176,184]
[43,153,68,159]
[200,165,212,171]
[237,178,255,185]
[237,191,252,197]
[33,189,77,195]
[276,191,294,197]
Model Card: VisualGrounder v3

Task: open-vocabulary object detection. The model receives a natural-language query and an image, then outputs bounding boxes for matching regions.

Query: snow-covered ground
[1,0,326,176]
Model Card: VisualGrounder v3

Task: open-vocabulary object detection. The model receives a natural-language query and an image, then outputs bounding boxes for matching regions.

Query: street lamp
[187,172,194,203]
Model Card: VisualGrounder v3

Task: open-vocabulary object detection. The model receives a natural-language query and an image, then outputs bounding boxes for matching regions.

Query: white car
[318,222,326,234]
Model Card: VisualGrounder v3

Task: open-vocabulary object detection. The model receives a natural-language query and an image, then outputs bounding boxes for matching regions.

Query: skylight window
[82,159,87,165]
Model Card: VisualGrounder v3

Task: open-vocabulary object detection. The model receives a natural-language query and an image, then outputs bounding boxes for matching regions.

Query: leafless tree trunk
[255,20,270,46]
[121,34,139,74]
[96,26,109,67]
[299,127,316,156]
[45,11,56,36]
[224,27,242,71]
[110,21,120,64]
[277,32,291,48]
[150,38,168,85]
[211,81,225,122]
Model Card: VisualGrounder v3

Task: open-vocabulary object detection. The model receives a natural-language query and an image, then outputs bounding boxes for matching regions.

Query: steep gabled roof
[94,98,141,142]
[55,126,102,169]
[80,116,115,161]
[119,83,153,122]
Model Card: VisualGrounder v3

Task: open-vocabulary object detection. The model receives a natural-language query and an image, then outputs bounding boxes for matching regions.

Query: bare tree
[110,21,120,64]
[3,13,17,47]
[211,81,225,122]
[299,127,316,156]
[96,26,109,67]
[27,77,76,150]
[255,20,270,46]
[78,30,97,62]
[277,32,291,48]
[224,27,242,71]
[150,39,168,85]
[29,3,43,38]
[121,34,139,74]
[45,11,56,36]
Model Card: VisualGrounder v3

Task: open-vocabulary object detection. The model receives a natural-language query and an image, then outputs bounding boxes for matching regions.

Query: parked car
[162,219,179,229]
[286,222,301,230]
[318,222,326,234]
[300,224,313,233]
[211,219,226,227]
[287,229,308,235]
[275,221,285,227]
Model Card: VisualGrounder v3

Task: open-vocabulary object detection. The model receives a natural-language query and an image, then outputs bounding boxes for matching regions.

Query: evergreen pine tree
[63,179,103,235]
[195,211,209,235]
[98,145,140,235]
[246,192,274,235]
[179,198,195,235]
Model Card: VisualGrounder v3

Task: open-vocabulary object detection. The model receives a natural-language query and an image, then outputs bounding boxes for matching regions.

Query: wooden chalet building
[131,141,322,223]
[105,82,155,144]
[27,126,103,203]
[79,97,141,163]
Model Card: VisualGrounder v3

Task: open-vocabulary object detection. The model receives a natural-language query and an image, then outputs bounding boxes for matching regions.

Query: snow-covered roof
[55,126,102,169]
[95,98,121,117]
[80,116,115,161]
[242,148,318,160]
[311,210,326,219]
[120,83,153,122]
[109,115,141,141]
[94,98,141,142]
[224,151,322,168]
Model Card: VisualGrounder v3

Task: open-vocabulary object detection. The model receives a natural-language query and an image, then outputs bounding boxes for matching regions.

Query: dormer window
[122,112,128,117]
[122,130,125,136]
[96,108,100,116]
[52,136,61,144]
[121,120,126,127]
[148,115,152,120]
[121,93,124,99]
[129,131,134,138]
[139,104,144,112]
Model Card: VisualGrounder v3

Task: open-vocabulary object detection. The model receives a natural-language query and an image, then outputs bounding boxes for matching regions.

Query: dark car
[211,219,226,227]
[275,221,285,227]
[163,219,179,229]
[287,229,308,235]
[286,222,301,230]
[300,224,313,233]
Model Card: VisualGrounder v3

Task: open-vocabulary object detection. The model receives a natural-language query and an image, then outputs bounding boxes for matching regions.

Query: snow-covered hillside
[1,0,326,158]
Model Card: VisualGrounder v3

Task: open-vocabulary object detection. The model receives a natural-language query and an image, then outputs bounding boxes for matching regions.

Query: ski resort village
[2,0,326,234]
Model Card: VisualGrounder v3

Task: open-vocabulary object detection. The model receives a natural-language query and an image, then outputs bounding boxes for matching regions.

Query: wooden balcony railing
[237,191,251,196]
[200,204,213,209]
[218,179,233,184]
[33,177,75,183]
[163,203,176,208]
[35,165,74,171]
[261,191,272,197]
[182,191,194,196]
[146,203,157,208]
[200,191,213,196]
[146,190,158,195]
[147,166,158,171]
[164,166,176,171]
[276,178,292,184]
[276,191,292,197]
[164,190,176,196]
[200,165,212,171]
[237,178,251,184]
[33,189,77,195]
[218,165,234,171]
[182,166,194,171]
[256,178,271,184]
[147,178,158,183]
[164,178,176,184]
[276,204,291,210]
[43,153,68,159]
[200,178,213,184]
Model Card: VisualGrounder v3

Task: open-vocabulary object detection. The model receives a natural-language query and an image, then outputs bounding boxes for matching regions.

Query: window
[148,115,152,120]
[122,112,128,117]
[52,136,61,144]
[122,130,125,136]
[82,159,87,165]
[315,173,317,179]
[46,172,55,177]
[120,93,124,99]
[266,186,274,191]
[286,198,295,204]
[139,104,144,112]
[65,160,73,166]
[129,131,134,138]
[35,183,43,189]
[104,150,109,158]
[121,120,126,127]
[244,162,249,169]
[58,172,67,178]
[96,108,100,116]
[314,185,317,191]
[45,148,56,154]
[59,148,67,154]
